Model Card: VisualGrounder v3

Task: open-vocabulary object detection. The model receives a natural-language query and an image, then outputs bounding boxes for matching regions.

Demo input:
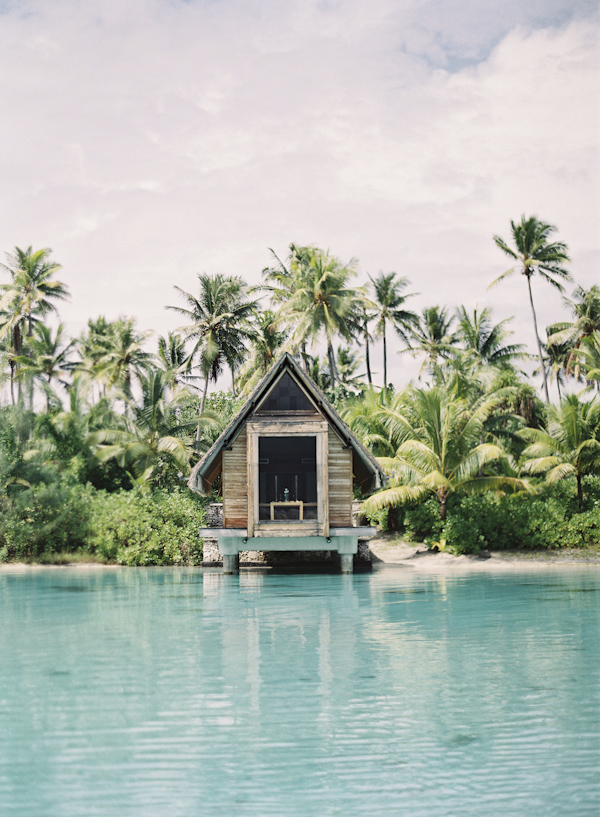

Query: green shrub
[442,478,600,554]
[87,488,207,566]
[0,483,92,562]
[403,498,442,542]
[364,477,600,555]
[363,505,389,531]
[0,482,208,566]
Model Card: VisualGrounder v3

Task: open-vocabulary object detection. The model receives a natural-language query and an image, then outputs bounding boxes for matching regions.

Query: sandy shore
[2,536,599,573]
[369,534,600,572]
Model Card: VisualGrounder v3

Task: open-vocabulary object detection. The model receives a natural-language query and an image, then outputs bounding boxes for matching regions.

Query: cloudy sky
[1,0,598,391]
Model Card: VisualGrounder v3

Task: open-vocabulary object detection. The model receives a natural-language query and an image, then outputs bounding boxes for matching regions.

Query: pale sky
[1,0,599,392]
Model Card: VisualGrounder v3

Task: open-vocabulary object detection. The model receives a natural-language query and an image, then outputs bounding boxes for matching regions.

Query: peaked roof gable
[188,353,386,495]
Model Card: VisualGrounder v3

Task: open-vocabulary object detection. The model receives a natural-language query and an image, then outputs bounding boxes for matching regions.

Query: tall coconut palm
[0,246,69,404]
[261,244,314,306]
[157,332,197,394]
[16,323,74,410]
[341,386,398,458]
[168,274,258,447]
[335,346,364,393]
[71,316,114,401]
[362,385,532,522]
[547,284,600,377]
[90,369,197,486]
[94,317,155,398]
[538,335,572,402]
[406,306,458,378]
[575,331,600,388]
[347,299,376,386]
[456,306,528,369]
[519,394,600,508]
[369,272,417,389]
[236,310,287,394]
[492,215,571,403]
[262,244,347,375]
[274,247,362,388]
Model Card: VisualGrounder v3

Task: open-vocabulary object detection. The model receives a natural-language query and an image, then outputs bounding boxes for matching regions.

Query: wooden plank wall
[223,427,248,528]
[328,429,353,527]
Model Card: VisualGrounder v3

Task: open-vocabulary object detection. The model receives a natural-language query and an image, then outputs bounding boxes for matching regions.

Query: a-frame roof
[188,353,386,495]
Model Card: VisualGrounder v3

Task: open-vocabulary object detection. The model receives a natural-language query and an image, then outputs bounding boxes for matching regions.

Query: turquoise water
[0,566,599,817]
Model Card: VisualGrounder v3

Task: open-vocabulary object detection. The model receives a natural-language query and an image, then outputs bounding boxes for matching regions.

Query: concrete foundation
[340,554,353,573]
[222,554,239,574]
[198,526,377,574]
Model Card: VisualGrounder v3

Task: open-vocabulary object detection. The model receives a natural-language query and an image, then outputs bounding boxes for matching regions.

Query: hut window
[257,373,315,413]
[258,436,317,520]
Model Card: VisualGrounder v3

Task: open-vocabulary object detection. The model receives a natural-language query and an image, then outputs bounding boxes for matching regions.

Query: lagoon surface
[1,565,599,817]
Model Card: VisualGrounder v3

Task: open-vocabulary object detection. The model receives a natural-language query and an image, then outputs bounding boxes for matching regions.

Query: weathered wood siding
[222,427,248,528]
[328,429,353,527]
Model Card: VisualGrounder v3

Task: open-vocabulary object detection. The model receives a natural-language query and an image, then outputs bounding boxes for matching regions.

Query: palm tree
[334,346,364,395]
[236,310,287,394]
[16,323,74,409]
[492,215,571,402]
[94,317,155,397]
[538,335,571,402]
[519,394,600,508]
[0,334,14,404]
[90,369,197,486]
[342,386,398,458]
[369,272,417,388]
[168,274,257,447]
[261,244,316,364]
[575,331,600,388]
[547,284,600,377]
[304,347,365,398]
[406,306,458,377]
[362,385,532,522]
[0,246,69,404]
[157,332,197,394]
[456,306,527,369]
[348,299,376,386]
[304,353,330,391]
[274,247,362,388]
[71,316,115,401]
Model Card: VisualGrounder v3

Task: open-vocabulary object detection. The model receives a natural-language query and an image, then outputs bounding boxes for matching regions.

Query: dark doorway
[258,437,317,520]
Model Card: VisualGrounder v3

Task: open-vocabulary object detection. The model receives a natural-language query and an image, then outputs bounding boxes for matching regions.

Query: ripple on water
[0,566,598,817]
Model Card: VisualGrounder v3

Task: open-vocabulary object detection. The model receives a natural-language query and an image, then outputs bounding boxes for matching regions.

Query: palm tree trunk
[9,360,15,405]
[301,342,308,374]
[13,325,23,405]
[383,327,387,389]
[365,330,372,385]
[195,374,210,452]
[46,374,52,412]
[438,489,448,522]
[526,274,551,403]
[327,342,338,389]
[231,366,236,397]
[577,472,584,510]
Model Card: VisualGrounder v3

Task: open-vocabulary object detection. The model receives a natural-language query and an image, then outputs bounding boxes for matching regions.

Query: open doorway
[258,436,317,521]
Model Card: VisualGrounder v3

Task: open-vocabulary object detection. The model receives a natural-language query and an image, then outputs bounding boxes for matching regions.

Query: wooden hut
[189,353,385,572]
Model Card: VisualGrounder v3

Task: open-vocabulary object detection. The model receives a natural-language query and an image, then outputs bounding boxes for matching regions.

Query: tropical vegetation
[1,222,599,564]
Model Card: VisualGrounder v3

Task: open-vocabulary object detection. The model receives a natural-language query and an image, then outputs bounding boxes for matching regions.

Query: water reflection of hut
[189,354,385,573]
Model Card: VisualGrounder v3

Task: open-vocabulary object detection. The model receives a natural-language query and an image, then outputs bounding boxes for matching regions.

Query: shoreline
[369,534,600,572]
[2,542,600,573]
